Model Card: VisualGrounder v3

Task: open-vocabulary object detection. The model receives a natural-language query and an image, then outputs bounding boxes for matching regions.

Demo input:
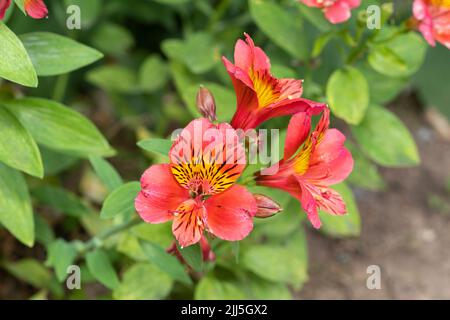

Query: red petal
[204,185,256,241]
[24,0,48,19]
[284,112,312,160]
[345,0,361,9]
[135,164,189,224]
[172,199,205,247]
[305,129,354,185]
[242,33,271,73]
[256,98,325,128]
[170,118,246,195]
[324,1,352,24]
[0,0,11,20]
[300,182,347,217]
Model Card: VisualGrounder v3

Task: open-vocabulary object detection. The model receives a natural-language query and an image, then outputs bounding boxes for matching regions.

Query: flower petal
[24,0,48,19]
[170,118,246,195]
[256,98,325,128]
[305,129,354,185]
[324,1,351,24]
[135,164,189,224]
[284,112,312,160]
[172,199,205,248]
[0,0,11,20]
[204,185,256,241]
[345,0,361,9]
[300,181,347,217]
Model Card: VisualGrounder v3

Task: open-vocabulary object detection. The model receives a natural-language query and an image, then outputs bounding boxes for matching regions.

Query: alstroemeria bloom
[0,0,48,20]
[413,0,450,49]
[135,118,257,247]
[255,108,353,228]
[300,0,361,24]
[222,34,325,131]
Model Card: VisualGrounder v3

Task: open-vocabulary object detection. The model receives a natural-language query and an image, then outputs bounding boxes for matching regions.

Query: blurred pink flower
[300,0,361,24]
[222,33,325,131]
[413,0,450,49]
[0,0,48,20]
[256,108,353,228]
[135,118,257,248]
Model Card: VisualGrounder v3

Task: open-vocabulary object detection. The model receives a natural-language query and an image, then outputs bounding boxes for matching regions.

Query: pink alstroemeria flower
[413,0,450,49]
[256,108,353,228]
[300,0,361,24]
[222,34,325,131]
[135,118,257,248]
[0,0,48,20]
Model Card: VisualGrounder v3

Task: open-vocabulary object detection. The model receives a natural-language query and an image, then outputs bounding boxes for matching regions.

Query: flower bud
[254,194,282,218]
[196,86,217,122]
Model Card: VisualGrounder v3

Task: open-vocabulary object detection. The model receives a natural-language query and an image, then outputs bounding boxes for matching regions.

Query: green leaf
[312,32,334,58]
[346,142,385,191]
[41,146,79,176]
[0,163,34,247]
[252,197,303,239]
[239,273,292,300]
[195,275,247,300]
[20,32,103,76]
[1,259,60,294]
[413,45,450,119]
[357,62,407,104]
[319,183,361,237]
[327,66,369,125]
[137,138,172,156]
[90,23,134,56]
[86,249,120,290]
[34,215,55,247]
[2,98,114,157]
[242,242,307,288]
[64,0,101,29]
[140,241,192,285]
[352,105,420,167]
[46,239,78,282]
[184,82,236,122]
[87,65,138,93]
[89,156,123,192]
[249,0,308,59]
[298,3,331,32]
[32,186,91,217]
[0,23,37,87]
[138,54,169,92]
[162,33,218,74]
[100,182,140,219]
[0,105,43,177]
[130,223,173,248]
[113,263,173,300]
[177,243,203,273]
[368,32,427,78]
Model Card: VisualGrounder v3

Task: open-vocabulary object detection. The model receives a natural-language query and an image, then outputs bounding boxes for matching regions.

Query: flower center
[431,0,450,8]
[250,70,282,109]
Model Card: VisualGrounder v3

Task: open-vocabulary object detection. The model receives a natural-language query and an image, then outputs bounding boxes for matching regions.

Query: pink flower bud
[254,194,282,218]
[196,86,217,122]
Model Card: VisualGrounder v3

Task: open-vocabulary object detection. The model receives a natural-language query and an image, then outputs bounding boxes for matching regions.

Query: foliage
[0,0,447,300]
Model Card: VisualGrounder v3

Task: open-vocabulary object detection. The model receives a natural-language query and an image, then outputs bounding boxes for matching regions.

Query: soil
[1,93,449,300]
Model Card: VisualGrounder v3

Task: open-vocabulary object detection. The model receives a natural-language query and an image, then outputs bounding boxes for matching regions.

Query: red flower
[222,34,325,131]
[413,0,450,49]
[300,0,361,24]
[135,118,257,247]
[256,108,353,228]
[0,0,47,20]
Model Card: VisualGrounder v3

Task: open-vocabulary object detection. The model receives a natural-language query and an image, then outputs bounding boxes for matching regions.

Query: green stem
[79,217,143,254]
[52,73,70,102]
